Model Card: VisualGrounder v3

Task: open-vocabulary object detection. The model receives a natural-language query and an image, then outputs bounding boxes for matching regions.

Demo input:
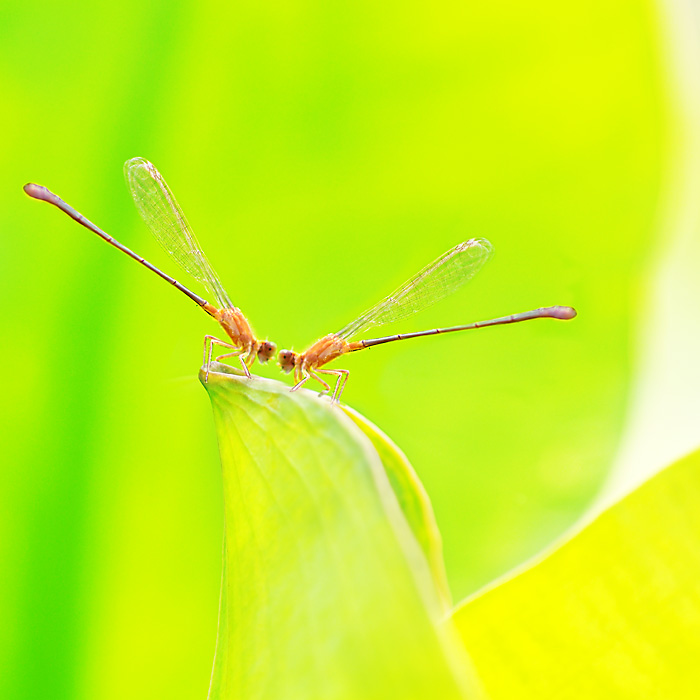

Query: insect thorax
[217,307,255,348]
[303,334,349,369]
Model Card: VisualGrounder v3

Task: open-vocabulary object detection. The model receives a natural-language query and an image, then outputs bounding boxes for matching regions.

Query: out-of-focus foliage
[454,447,700,699]
[0,0,679,699]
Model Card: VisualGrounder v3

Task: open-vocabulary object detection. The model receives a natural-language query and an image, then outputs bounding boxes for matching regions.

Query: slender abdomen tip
[23,183,49,200]
[552,305,577,320]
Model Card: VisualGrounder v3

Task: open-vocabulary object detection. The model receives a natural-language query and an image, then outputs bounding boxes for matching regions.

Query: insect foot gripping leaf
[200,363,483,700]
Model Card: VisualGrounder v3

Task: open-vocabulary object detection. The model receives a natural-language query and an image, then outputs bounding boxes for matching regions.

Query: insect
[24,158,275,379]
[278,239,576,403]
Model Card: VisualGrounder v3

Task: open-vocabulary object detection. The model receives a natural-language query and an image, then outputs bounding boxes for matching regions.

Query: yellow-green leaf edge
[453,448,700,699]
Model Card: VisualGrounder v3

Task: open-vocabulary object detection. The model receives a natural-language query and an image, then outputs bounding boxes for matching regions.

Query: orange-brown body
[278,334,363,402]
[293,334,362,380]
[204,303,275,378]
[214,306,257,354]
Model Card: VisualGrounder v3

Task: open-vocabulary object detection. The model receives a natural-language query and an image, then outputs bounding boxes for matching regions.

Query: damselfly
[24,158,275,379]
[278,239,576,403]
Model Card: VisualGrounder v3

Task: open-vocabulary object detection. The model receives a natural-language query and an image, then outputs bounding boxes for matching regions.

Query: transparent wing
[124,157,233,309]
[337,238,494,340]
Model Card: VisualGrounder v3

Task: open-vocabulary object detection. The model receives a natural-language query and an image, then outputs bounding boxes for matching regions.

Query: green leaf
[453,448,700,698]
[201,365,481,700]
[342,405,452,610]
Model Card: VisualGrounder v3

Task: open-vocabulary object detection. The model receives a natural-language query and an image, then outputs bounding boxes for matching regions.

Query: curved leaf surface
[202,365,481,700]
[453,448,700,698]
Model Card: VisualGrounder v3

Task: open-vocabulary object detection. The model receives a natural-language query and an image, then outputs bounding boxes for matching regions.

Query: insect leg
[203,335,237,381]
[243,347,258,369]
[308,370,331,395]
[316,368,350,404]
[214,349,252,379]
[290,370,311,392]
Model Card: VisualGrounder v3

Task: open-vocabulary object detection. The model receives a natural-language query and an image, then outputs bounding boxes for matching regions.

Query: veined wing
[337,238,494,340]
[124,157,233,309]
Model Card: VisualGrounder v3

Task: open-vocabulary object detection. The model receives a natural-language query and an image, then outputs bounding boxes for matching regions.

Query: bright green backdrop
[0,1,673,699]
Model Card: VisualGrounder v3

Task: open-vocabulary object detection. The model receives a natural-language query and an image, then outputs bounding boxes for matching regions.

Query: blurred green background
[3,0,696,698]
